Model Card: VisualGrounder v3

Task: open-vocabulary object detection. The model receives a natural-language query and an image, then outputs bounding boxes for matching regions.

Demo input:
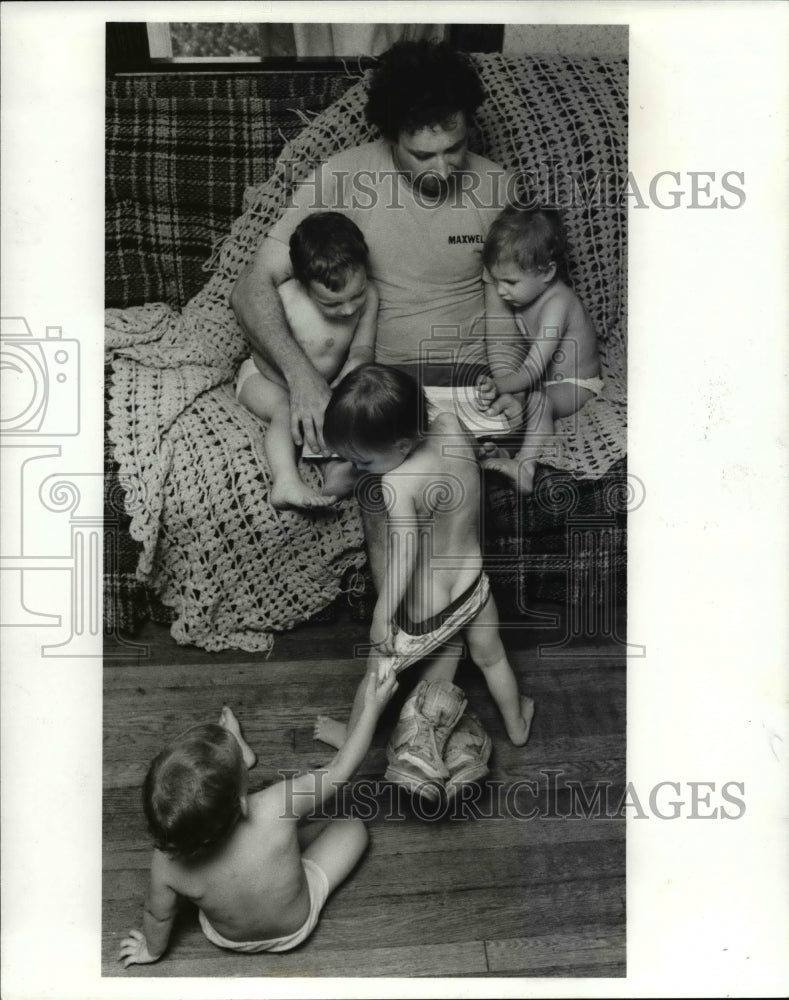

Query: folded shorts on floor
[377,572,491,676]
[543,375,604,397]
[198,858,330,954]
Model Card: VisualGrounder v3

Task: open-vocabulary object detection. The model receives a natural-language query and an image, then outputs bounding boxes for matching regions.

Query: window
[106,23,504,74]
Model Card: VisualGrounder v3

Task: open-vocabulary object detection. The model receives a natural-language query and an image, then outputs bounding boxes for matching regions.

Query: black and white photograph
[1,3,787,998]
[102,17,629,978]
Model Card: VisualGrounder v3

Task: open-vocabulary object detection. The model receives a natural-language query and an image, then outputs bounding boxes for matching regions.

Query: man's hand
[118,929,161,968]
[288,369,332,455]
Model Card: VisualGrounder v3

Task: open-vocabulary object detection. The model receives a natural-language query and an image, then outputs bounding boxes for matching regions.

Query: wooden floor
[103,600,626,978]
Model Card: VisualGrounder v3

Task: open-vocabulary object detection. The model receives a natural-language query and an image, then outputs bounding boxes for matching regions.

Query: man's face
[392,114,469,198]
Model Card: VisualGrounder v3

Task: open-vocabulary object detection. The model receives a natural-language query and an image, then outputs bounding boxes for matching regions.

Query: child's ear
[397,437,415,457]
[542,262,558,283]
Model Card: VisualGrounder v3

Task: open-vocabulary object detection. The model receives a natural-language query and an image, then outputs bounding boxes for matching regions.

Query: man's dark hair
[324,363,428,455]
[365,40,485,141]
[289,211,369,292]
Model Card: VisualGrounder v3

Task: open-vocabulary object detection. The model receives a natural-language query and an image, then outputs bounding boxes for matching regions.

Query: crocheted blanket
[106,53,627,652]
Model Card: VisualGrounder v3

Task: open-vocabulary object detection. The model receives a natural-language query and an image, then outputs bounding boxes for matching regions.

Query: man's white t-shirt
[268,140,511,369]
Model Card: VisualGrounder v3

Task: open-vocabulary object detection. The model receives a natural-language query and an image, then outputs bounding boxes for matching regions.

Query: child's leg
[238,371,337,509]
[480,389,553,494]
[301,817,369,894]
[218,705,257,768]
[481,382,594,494]
[314,653,380,749]
[320,459,360,501]
[464,596,535,746]
[418,642,463,685]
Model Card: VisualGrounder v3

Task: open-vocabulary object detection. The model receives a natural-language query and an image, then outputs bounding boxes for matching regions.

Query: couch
[104,54,628,650]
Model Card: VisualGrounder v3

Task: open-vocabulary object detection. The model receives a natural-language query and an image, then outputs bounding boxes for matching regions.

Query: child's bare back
[152,785,310,942]
[383,411,484,620]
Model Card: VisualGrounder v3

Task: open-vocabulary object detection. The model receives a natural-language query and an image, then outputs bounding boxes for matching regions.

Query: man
[231,39,517,456]
[231,40,518,686]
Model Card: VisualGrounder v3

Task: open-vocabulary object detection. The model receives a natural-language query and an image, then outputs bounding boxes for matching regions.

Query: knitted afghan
[106,53,627,652]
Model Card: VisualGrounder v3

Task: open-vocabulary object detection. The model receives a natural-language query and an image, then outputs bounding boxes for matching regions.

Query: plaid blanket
[106,71,358,309]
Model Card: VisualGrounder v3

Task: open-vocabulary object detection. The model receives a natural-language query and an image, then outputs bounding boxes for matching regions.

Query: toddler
[236,211,378,508]
[313,364,534,751]
[476,206,602,493]
[118,685,395,966]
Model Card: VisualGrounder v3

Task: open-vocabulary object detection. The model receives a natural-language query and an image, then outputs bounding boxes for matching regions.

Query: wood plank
[103,608,626,979]
[103,877,624,975]
[102,648,626,689]
[484,961,626,978]
[102,796,623,868]
[105,938,489,978]
[486,927,626,974]
[104,837,623,906]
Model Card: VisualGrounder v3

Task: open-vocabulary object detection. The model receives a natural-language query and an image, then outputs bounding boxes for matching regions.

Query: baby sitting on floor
[118,683,396,966]
[476,206,602,493]
[236,211,378,509]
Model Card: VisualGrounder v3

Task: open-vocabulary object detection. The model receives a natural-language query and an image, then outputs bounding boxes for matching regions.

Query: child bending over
[313,364,534,751]
[118,684,396,966]
[476,207,602,493]
[236,211,378,509]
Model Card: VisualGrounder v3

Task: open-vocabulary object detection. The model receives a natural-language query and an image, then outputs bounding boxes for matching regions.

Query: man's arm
[231,235,331,454]
[118,852,178,967]
[330,282,379,387]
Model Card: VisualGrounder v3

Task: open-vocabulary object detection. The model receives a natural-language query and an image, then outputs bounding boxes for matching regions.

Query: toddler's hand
[475,375,498,410]
[118,929,160,968]
[364,669,399,712]
[484,391,522,423]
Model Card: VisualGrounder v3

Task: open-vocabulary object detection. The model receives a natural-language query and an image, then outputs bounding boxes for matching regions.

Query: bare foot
[321,460,359,501]
[218,705,257,768]
[314,715,347,749]
[477,441,509,462]
[481,456,536,494]
[270,475,337,510]
[506,696,536,747]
